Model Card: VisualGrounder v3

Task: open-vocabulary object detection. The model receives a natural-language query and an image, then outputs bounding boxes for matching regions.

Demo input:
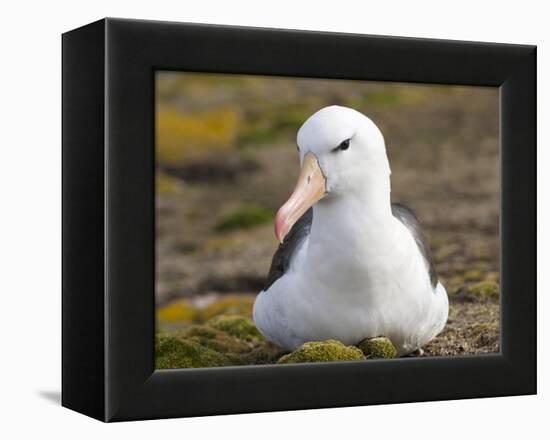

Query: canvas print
[155,72,499,369]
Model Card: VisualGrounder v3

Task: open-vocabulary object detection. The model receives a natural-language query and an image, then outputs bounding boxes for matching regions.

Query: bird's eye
[333,139,351,152]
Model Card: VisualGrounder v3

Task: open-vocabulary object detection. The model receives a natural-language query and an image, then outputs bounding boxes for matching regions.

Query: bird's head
[274,105,390,242]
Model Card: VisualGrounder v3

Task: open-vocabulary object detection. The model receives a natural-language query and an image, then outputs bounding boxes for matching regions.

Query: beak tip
[274,232,285,244]
[274,210,288,243]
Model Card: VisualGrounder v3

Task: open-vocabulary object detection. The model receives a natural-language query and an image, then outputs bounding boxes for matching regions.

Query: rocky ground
[155,74,500,367]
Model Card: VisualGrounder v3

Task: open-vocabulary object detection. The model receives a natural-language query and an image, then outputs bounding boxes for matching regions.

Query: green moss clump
[363,90,401,107]
[463,269,483,282]
[176,324,252,354]
[273,106,310,131]
[277,340,365,364]
[156,319,285,368]
[203,236,239,253]
[236,105,309,147]
[467,281,500,300]
[199,295,255,321]
[155,335,234,369]
[357,337,397,359]
[215,204,272,232]
[429,237,447,251]
[208,315,264,342]
[444,275,466,295]
[237,126,279,147]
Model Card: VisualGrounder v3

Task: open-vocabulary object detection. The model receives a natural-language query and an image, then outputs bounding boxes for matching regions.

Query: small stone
[277,340,365,364]
[357,337,397,359]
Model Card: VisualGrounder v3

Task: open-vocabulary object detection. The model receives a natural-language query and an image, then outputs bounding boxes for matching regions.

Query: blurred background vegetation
[155,71,500,357]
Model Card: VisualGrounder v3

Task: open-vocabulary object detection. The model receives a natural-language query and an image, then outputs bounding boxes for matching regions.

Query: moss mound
[156,316,286,368]
[155,335,234,369]
[467,281,499,300]
[357,337,397,359]
[208,315,264,341]
[176,324,252,354]
[277,340,365,364]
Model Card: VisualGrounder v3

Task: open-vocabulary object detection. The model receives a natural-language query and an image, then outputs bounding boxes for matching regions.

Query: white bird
[253,105,448,356]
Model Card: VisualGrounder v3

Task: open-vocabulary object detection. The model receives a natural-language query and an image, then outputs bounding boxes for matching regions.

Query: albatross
[253,105,448,356]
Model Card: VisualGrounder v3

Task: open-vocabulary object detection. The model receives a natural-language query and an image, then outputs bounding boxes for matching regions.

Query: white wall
[0,0,546,437]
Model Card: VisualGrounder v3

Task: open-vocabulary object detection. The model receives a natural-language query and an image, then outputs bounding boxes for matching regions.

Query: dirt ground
[155,73,500,358]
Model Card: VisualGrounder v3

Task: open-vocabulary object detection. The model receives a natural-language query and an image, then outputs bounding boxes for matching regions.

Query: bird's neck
[307,175,397,264]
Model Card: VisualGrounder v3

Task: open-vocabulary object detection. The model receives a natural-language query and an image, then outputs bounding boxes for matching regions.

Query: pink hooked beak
[274,152,327,243]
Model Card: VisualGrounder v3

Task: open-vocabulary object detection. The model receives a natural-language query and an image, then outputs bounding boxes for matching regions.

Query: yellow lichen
[156,172,184,195]
[156,106,240,164]
[156,301,196,323]
[199,295,255,321]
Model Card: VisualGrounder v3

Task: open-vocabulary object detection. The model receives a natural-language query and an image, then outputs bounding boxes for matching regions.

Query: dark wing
[263,208,313,291]
[391,203,438,288]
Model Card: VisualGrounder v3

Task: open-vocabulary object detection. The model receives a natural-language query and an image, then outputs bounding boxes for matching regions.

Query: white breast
[253,217,448,356]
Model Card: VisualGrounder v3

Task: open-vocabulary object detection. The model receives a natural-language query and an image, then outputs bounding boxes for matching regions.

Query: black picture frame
[62,18,536,422]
